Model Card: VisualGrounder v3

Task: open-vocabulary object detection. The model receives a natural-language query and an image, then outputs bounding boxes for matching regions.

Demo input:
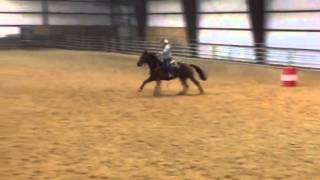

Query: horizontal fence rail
[0,35,320,69]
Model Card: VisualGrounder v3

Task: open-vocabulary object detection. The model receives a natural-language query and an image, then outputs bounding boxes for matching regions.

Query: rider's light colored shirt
[161,44,172,60]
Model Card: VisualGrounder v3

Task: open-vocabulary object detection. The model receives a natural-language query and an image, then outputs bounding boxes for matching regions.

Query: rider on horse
[159,39,174,77]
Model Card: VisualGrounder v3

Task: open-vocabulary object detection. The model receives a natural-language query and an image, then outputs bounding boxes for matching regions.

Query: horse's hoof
[138,89,142,93]
[153,91,161,97]
[177,91,186,96]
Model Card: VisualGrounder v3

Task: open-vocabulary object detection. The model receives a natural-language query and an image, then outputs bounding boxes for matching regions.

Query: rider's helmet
[163,39,169,44]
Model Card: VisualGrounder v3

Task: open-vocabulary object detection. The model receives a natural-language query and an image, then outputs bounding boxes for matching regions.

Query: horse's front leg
[153,80,162,97]
[139,76,154,92]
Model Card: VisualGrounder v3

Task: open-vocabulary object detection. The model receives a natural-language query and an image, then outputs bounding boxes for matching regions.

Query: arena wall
[32,26,113,37]
[146,27,187,44]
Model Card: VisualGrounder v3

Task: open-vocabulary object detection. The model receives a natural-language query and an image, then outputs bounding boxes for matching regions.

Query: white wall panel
[198,0,248,12]
[0,27,20,38]
[266,31,320,50]
[49,15,111,25]
[266,13,320,30]
[0,0,42,12]
[0,14,42,25]
[147,0,183,13]
[266,0,320,11]
[198,30,254,46]
[266,49,320,68]
[198,14,251,28]
[148,15,185,27]
[197,45,255,60]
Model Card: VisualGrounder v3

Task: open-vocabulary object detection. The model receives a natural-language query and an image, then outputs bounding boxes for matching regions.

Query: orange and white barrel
[281,67,298,87]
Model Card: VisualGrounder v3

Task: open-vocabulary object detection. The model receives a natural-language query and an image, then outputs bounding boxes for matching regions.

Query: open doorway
[0,27,20,38]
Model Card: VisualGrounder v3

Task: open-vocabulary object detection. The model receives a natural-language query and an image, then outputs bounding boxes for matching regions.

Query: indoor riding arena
[1,0,320,180]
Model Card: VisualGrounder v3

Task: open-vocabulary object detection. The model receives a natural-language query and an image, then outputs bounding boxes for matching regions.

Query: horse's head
[137,50,159,68]
[137,50,148,67]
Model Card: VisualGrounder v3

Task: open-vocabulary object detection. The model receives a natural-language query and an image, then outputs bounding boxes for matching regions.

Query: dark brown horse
[137,51,207,96]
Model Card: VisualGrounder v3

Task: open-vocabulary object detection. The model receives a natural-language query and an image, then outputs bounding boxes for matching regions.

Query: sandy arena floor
[1,49,320,179]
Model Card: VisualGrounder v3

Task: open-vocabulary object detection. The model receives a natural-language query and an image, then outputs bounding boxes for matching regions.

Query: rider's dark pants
[163,58,173,75]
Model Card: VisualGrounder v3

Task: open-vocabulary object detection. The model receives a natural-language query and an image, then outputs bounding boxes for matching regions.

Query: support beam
[248,0,265,63]
[110,0,134,51]
[182,0,197,57]
[134,0,147,40]
[182,0,197,44]
[110,1,119,38]
[41,0,48,25]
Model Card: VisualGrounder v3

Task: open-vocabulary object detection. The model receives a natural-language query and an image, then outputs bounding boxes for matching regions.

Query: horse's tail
[190,64,207,81]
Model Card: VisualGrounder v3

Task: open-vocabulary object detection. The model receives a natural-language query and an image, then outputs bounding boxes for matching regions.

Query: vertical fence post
[228,47,232,61]
[287,51,297,67]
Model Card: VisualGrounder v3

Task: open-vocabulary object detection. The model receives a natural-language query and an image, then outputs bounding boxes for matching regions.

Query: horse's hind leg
[177,78,189,95]
[153,80,161,97]
[190,76,205,94]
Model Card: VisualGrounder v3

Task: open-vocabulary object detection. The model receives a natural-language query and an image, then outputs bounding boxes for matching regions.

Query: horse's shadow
[140,92,209,98]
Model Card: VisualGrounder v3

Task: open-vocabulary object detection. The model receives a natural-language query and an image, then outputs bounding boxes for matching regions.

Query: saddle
[169,59,180,68]
[165,59,180,78]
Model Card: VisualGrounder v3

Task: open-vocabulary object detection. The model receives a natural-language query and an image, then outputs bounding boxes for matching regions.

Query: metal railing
[1,35,320,69]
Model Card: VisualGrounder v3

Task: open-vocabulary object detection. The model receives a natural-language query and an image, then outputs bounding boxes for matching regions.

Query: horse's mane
[146,52,160,61]
[144,51,162,66]
[148,52,157,57]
